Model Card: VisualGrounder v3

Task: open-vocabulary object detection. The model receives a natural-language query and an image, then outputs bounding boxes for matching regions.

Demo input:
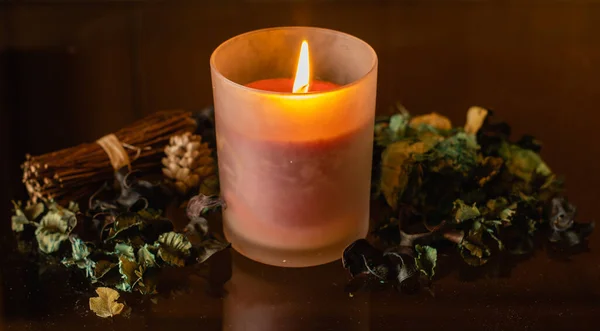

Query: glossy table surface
[1,199,598,331]
[2,1,600,330]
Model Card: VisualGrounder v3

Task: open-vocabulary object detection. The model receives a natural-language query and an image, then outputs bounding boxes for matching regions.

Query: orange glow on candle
[292,41,310,93]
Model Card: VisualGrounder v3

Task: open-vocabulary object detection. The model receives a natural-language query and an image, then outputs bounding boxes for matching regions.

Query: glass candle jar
[210,26,378,267]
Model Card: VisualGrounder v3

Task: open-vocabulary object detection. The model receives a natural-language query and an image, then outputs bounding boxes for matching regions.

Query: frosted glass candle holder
[210,26,378,267]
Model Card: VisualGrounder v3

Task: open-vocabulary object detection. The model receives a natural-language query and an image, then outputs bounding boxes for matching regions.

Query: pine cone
[162,133,215,195]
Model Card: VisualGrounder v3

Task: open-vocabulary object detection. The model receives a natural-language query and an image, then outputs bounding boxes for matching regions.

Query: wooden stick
[22,110,197,204]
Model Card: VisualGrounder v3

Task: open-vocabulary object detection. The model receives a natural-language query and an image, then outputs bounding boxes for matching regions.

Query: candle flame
[292,41,310,93]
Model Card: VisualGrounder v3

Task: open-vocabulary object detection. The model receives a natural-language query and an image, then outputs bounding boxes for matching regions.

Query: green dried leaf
[67,201,80,213]
[89,287,125,318]
[11,213,29,232]
[93,260,118,281]
[409,112,452,131]
[116,256,139,293]
[137,208,163,220]
[453,200,481,223]
[485,198,518,227]
[62,237,95,278]
[414,245,437,279]
[106,213,143,241]
[458,221,491,266]
[137,244,157,268]
[475,156,504,187]
[11,201,43,232]
[380,140,434,208]
[499,207,516,224]
[70,237,91,260]
[375,106,411,146]
[196,238,230,264]
[155,232,192,267]
[485,227,504,251]
[417,132,479,174]
[389,112,410,138]
[11,205,32,233]
[485,197,509,213]
[35,210,77,254]
[127,235,147,248]
[114,243,135,260]
[499,143,551,183]
[199,175,220,197]
[134,266,158,295]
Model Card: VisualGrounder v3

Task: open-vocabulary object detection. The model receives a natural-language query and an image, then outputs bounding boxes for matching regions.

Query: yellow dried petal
[410,112,452,131]
[89,287,125,318]
[465,106,488,135]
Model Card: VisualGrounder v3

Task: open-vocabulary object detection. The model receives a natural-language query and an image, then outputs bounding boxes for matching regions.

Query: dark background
[1,0,599,329]
[2,0,600,208]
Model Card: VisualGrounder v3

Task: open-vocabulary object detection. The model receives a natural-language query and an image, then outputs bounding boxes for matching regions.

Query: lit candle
[210,27,378,267]
[245,41,340,93]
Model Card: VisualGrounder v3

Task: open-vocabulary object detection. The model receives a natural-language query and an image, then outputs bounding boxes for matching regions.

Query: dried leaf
[410,112,452,131]
[452,200,480,223]
[137,244,157,268]
[137,208,163,220]
[11,201,44,232]
[199,175,220,196]
[184,217,209,239]
[67,201,80,213]
[374,106,411,147]
[116,256,139,292]
[342,239,389,279]
[475,156,503,187]
[380,141,433,208]
[458,222,491,266]
[464,106,488,134]
[195,238,230,264]
[114,243,136,260]
[548,197,594,246]
[89,287,125,318]
[93,260,118,281]
[135,266,158,295]
[11,204,33,232]
[187,194,226,219]
[106,213,142,241]
[62,236,95,278]
[35,210,77,254]
[417,132,479,174]
[499,142,551,184]
[155,232,192,267]
[414,245,437,279]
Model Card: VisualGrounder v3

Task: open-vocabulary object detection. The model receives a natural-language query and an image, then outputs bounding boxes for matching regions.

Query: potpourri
[343,105,594,291]
[10,105,594,300]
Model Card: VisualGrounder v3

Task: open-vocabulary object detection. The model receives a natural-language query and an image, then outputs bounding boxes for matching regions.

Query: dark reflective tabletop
[1,209,599,331]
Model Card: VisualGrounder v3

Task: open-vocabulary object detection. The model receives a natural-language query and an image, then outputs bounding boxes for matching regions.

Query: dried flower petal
[186,194,226,219]
[89,287,125,318]
[464,106,488,134]
[155,232,192,267]
[414,245,437,279]
[410,112,452,131]
[35,210,76,254]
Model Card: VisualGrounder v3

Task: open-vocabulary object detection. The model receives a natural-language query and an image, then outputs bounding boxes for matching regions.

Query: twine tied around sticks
[96,134,150,171]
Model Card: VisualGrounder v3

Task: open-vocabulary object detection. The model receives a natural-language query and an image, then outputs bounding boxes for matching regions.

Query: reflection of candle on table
[223,252,370,331]
[211,27,378,267]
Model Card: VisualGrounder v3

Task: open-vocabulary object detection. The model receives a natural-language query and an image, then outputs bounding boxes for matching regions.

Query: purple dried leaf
[186,194,226,219]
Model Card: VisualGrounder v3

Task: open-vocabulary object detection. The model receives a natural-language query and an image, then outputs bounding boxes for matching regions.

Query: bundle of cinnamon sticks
[22,110,197,203]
